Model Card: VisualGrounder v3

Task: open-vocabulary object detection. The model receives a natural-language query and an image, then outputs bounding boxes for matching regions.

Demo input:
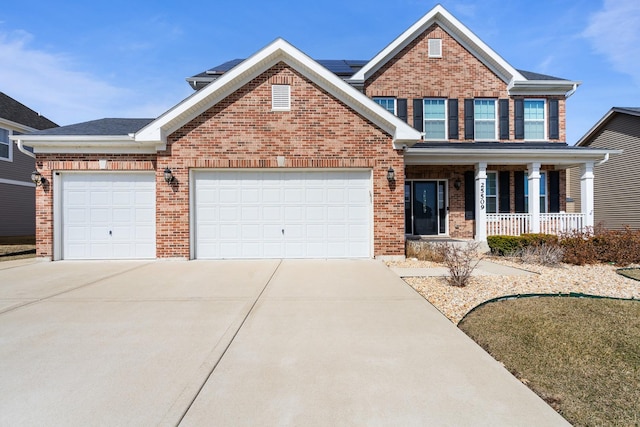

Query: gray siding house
[568,107,638,229]
[0,92,57,237]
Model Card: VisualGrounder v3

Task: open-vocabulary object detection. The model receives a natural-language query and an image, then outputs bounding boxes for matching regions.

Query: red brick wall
[364,24,567,142]
[157,62,404,258]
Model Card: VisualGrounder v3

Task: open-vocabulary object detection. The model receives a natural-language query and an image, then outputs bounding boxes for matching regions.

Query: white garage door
[61,173,156,259]
[193,170,371,259]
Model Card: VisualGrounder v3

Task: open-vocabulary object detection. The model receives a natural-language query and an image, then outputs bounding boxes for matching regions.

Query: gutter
[15,139,36,159]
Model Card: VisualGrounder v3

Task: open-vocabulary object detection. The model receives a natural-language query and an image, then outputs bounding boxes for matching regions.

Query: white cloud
[583,0,640,85]
[0,30,173,126]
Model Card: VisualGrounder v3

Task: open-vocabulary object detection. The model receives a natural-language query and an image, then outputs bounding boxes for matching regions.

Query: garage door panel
[194,170,371,259]
[62,173,155,260]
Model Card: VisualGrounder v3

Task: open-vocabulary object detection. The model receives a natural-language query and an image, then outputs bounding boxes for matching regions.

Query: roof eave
[11,134,164,154]
[508,80,581,97]
[404,146,622,166]
[575,107,640,146]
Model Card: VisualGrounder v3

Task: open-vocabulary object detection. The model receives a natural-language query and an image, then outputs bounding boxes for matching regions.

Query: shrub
[435,241,481,287]
[487,235,523,256]
[518,244,565,266]
[405,240,445,262]
[560,226,640,266]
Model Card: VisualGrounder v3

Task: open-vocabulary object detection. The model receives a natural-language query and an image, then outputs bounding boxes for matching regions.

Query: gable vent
[428,39,442,58]
[272,84,291,111]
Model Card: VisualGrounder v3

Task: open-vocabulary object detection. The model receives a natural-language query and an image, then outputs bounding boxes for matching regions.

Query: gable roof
[0,92,58,131]
[576,107,640,147]
[137,38,421,149]
[348,5,579,97]
[28,118,153,136]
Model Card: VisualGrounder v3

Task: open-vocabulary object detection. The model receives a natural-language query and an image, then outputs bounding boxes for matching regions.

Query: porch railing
[486,213,585,236]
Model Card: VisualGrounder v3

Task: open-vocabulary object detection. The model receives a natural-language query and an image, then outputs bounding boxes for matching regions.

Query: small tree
[436,241,482,287]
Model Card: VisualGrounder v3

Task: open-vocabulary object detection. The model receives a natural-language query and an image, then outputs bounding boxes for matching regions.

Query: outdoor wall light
[387,167,395,182]
[164,168,175,184]
[31,170,46,187]
[454,178,462,190]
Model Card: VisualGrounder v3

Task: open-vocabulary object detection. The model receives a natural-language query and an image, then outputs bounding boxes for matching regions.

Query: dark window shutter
[499,171,511,213]
[499,99,509,140]
[514,171,525,213]
[464,99,474,140]
[548,99,559,139]
[549,170,560,213]
[397,98,407,123]
[448,99,459,139]
[413,99,423,132]
[514,99,524,139]
[464,170,475,220]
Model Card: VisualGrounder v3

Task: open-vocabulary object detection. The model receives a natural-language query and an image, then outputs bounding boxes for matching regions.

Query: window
[524,172,547,213]
[373,97,396,115]
[486,172,498,213]
[0,128,11,161]
[474,99,496,140]
[423,99,446,140]
[271,84,291,111]
[524,100,545,139]
[428,39,442,58]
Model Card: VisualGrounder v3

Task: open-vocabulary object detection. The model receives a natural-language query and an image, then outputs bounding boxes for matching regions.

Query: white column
[528,162,541,233]
[475,162,487,241]
[581,162,595,229]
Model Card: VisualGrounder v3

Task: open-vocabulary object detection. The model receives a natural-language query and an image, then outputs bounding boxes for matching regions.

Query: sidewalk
[389,259,536,278]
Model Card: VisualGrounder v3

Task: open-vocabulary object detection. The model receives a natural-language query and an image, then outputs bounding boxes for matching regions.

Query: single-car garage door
[60,173,156,259]
[193,170,371,259]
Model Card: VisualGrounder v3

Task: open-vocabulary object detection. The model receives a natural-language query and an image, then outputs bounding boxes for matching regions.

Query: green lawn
[458,296,640,426]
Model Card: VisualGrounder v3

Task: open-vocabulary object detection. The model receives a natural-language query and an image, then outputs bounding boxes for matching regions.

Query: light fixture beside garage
[387,167,395,182]
[164,168,175,184]
[31,170,46,187]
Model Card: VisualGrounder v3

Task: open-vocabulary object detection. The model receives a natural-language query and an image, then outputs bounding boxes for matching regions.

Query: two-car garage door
[58,170,372,260]
[193,170,372,259]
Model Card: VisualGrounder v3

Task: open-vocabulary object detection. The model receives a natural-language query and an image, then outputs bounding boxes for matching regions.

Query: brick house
[15,5,614,260]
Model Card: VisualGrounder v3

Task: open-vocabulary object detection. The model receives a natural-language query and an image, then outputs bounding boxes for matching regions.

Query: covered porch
[403,143,619,241]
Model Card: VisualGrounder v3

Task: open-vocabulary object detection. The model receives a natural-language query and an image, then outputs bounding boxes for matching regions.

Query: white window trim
[373,97,397,115]
[0,128,13,162]
[271,84,291,111]
[486,171,498,214]
[423,98,448,140]
[428,39,442,58]
[524,98,547,141]
[474,99,497,141]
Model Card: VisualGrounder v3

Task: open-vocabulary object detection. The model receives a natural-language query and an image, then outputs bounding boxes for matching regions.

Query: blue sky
[1,0,639,144]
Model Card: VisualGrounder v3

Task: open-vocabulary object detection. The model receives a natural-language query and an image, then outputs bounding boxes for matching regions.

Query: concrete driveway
[0,259,568,426]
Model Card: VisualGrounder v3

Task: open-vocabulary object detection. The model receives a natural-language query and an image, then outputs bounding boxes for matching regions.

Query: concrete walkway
[390,259,536,277]
[0,259,567,426]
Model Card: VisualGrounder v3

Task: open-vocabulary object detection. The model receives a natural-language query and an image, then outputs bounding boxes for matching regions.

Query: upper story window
[524,99,545,140]
[373,97,396,115]
[423,99,446,140]
[428,39,442,58]
[271,84,291,111]
[474,99,496,140]
[0,128,11,161]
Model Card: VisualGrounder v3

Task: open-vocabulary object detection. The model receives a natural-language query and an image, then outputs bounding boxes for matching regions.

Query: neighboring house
[0,92,57,237]
[567,107,635,229]
[15,5,615,261]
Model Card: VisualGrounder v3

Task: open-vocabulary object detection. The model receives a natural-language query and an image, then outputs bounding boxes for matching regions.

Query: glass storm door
[406,181,447,235]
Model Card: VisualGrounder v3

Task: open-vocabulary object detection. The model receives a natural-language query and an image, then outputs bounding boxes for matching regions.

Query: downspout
[596,152,609,166]
[15,139,36,159]
[566,83,579,99]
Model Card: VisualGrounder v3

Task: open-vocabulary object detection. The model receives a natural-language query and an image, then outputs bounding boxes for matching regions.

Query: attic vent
[272,84,291,111]
[428,39,442,58]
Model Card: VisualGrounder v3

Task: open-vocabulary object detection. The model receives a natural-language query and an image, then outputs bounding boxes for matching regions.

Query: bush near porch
[488,227,640,266]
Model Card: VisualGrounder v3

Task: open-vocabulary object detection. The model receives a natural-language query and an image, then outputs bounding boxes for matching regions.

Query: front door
[405,181,447,236]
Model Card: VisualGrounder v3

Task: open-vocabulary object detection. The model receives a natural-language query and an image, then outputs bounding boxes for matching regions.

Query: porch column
[528,162,541,233]
[475,162,487,241]
[581,161,595,229]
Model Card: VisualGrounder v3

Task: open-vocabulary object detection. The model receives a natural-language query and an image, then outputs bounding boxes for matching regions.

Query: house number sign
[479,182,486,211]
